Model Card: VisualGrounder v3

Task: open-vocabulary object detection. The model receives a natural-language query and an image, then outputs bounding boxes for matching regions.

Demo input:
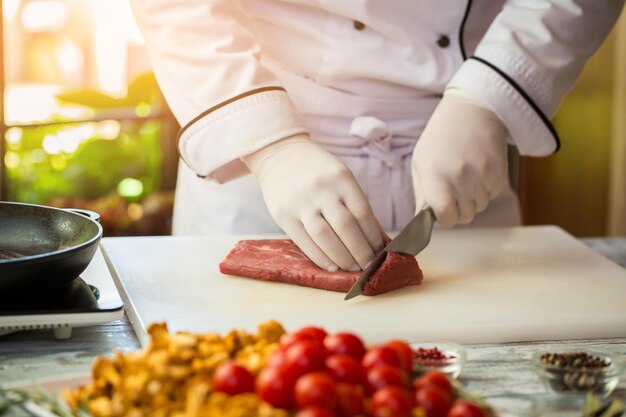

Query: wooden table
[1,237,625,416]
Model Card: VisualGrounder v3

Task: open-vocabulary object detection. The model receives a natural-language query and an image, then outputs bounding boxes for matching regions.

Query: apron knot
[350,116,402,168]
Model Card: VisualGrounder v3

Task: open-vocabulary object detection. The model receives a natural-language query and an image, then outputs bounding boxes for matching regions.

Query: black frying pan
[0,202,103,292]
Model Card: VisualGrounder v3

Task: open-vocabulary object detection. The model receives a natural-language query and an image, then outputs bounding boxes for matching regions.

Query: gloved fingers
[454,187,475,225]
[339,181,385,256]
[322,202,377,270]
[479,151,507,199]
[486,173,506,200]
[420,176,458,228]
[284,221,339,272]
[453,163,492,223]
[473,183,490,214]
[302,213,360,272]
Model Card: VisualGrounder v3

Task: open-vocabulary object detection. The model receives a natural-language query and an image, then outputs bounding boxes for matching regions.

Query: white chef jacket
[131,0,624,234]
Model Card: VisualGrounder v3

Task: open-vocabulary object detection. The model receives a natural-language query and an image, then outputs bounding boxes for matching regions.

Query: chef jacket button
[437,35,450,48]
[353,20,365,31]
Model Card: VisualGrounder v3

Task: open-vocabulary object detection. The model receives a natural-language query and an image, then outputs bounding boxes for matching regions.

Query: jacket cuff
[177,87,309,183]
[447,57,560,156]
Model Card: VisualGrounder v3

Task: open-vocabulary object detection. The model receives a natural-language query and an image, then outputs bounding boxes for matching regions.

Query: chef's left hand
[411,89,509,227]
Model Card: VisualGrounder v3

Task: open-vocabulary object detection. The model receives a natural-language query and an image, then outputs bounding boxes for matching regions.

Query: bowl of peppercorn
[532,347,623,397]
[409,341,467,379]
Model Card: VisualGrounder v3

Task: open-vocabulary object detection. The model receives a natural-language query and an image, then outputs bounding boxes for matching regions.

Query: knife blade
[344,206,436,300]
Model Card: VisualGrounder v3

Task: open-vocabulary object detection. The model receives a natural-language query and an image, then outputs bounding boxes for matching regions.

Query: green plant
[4,72,171,235]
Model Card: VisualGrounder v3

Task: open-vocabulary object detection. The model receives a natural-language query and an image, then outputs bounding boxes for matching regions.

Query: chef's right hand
[242,134,384,272]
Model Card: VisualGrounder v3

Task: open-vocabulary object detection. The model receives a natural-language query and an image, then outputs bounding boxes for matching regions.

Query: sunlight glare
[42,134,61,155]
[55,124,97,153]
[56,39,84,74]
[117,178,144,198]
[3,0,21,21]
[97,120,121,140]
[6,84,62,124]
[4,152,20,170]
[6,128,23,145]
[91,0,127,96]
[21,0,67,32]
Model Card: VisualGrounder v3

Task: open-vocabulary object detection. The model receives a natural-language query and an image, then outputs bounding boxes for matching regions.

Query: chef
[130,1,623,272]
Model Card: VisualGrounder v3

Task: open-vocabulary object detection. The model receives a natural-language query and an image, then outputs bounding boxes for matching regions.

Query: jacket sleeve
[130,0,309,182]
[447,0,625,156]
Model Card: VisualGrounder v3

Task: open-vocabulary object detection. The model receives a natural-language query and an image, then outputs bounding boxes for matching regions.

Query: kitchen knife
[344,206,436,301]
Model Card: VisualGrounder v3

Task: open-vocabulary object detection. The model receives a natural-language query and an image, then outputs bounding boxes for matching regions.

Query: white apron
[172,68,521,236]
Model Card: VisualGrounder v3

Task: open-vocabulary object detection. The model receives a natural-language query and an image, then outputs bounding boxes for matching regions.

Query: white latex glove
[242,134,384,272]
[412,89,509,227]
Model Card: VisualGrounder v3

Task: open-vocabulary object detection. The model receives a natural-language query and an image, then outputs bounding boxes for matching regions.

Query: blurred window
[1,0,178,235]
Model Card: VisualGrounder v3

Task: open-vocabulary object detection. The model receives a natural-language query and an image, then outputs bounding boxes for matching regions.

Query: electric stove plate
[0,245,124,339]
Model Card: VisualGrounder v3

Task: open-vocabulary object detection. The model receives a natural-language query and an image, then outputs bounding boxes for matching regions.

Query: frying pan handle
[65,208,101,223]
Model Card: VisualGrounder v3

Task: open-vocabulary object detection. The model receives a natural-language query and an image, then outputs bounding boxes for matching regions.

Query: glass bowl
[532,347,622,397]
[408,341,466,378]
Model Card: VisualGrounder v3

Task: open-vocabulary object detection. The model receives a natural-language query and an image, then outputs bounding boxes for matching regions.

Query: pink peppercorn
[413,347,456,366]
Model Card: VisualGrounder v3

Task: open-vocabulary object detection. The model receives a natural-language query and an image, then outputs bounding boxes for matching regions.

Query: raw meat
[219,239,423,296]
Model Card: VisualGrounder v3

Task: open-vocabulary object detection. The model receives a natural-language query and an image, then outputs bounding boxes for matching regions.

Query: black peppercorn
[539,351,614,394]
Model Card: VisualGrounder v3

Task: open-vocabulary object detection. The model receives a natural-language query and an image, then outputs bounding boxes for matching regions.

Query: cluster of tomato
[211,326,488,417]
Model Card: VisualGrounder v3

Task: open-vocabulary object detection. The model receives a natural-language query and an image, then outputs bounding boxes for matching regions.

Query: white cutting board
[100,226,626,346]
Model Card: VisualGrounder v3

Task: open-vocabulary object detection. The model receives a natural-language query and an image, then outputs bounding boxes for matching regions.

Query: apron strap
[349,116,415,168]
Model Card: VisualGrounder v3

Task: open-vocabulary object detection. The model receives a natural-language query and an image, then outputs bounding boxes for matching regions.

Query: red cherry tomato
[326,354,367,386]
[366,365,409,395]
[286,340,327,377]
[256,365,297,409]
[385,340,414,373]
[414,370,454,399]
[266,349,288,369]
[362,346,402,370]
[294,372,338,410]
[281,331,320,350]
[295,326,328,343]
[447,401,488,417]
[335,384,365,417]
[212,361,255,395]
[324,333,366,360]
[414,386,452,417]
[371,386,412,417]
[295,407,337,417]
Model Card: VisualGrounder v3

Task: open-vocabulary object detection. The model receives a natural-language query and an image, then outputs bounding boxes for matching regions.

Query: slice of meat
[219,239,423,296]
[362,251,423,296]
